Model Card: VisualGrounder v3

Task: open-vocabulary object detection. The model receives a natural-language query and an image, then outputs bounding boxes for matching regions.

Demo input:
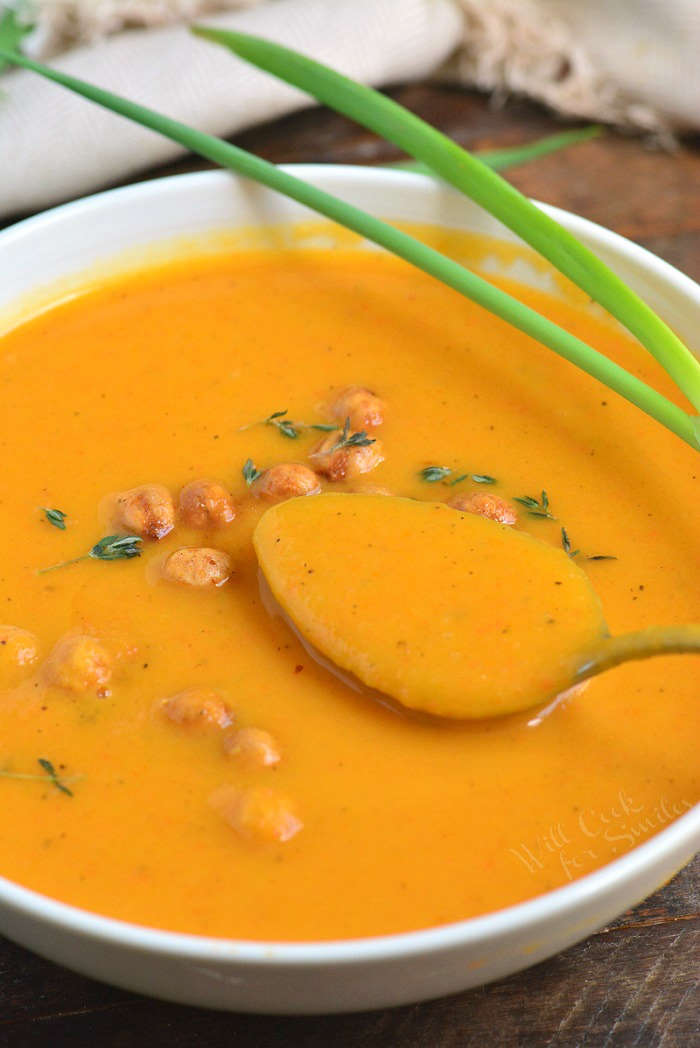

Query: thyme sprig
[266,409,300,439]
[89,535,142,560]
[514,491,556,520]
[38,534,142,574]
[0,758,77,797]
[250,409,338,440]
[37,758,74,796]
[419,466,496,486]
[561,527,617,562]
[41,507,67,530]
[330,417,375,452]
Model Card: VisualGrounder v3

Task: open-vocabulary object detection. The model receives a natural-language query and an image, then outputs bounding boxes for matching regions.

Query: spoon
[253,493,700,720]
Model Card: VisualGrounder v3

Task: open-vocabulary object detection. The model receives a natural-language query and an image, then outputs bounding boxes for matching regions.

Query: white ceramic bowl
[0,168,698,1014]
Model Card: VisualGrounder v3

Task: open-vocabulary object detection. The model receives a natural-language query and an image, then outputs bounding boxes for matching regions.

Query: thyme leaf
[561,527,580,558]
[420,466,451,483]
[330,417,375,452]
[470,474,497,485]
[37,758,74,797]
[514,490,556,520]
[41,507,67,530]
[38,534,142,573]
[242,458,263,486]
[89,535,142,561]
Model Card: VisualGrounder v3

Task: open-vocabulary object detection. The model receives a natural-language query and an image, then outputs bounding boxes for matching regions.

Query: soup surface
[0,240,697,940]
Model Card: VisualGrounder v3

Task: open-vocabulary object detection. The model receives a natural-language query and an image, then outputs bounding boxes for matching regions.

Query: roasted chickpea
[160,688,233,731]
[251,464,321,503]
[309,433,384,481]
[210,785,302,843]
[179,480,235,530]
[0,625,39,683]
[223,727,281,767]
[448,491,517,526]
[162,547,232,587]
[111,484,175,540]
[42,633,112,696]
[330,386,384,430]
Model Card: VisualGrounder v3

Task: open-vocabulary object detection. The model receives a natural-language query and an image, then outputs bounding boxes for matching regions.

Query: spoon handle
[574,624,700,685]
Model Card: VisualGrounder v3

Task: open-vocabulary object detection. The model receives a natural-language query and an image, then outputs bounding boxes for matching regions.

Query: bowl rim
[1,165,698,967]
[6,164,700,303]
[0,802,697,964]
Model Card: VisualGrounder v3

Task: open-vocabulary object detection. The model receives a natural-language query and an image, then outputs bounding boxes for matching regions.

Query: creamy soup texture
[0,240,697,940]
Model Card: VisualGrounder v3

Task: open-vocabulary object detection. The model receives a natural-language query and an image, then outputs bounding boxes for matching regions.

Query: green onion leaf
[1,45,697,452]
[0,6,33,73]
[476,126,603,171]
[393,126,602,174]
[196,28,700,417]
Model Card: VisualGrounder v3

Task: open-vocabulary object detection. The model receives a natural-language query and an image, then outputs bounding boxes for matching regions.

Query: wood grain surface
[1,83,698,1046]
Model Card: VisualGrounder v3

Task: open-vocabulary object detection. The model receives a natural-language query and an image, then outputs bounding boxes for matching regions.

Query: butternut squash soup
[0,244,697,941]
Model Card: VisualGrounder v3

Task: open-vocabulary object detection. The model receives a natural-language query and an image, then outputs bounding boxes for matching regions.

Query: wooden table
[1,84,698,1046]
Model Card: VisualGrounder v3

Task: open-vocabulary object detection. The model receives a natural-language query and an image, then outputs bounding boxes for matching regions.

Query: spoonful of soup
[253,493,699,719]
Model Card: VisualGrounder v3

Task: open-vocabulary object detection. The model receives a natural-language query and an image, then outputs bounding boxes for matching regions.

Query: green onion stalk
[194,27,700,423]
[0,36,697,451]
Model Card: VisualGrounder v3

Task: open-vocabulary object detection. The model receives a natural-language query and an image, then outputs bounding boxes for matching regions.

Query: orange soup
[0,244,697,941]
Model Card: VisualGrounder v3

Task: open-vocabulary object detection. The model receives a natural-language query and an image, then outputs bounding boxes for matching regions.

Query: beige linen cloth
[1,0,699,218]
